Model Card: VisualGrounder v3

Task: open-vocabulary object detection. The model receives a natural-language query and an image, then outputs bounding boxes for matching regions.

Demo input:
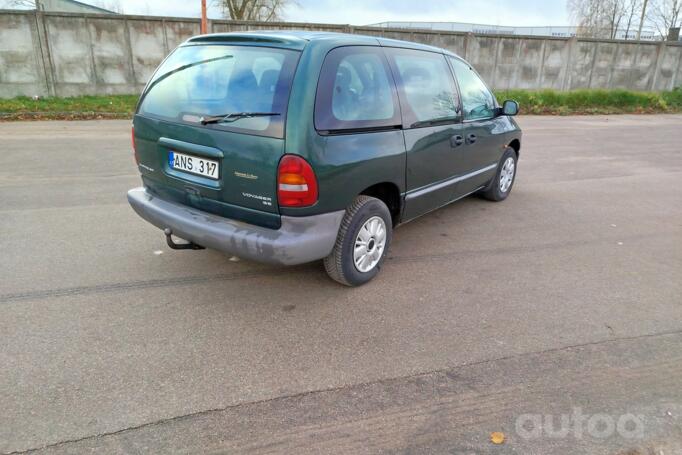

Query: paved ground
[1,115,681,455]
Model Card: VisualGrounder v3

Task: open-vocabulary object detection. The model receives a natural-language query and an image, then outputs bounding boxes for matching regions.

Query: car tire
[324,195,392,286]
[480,147,518,202]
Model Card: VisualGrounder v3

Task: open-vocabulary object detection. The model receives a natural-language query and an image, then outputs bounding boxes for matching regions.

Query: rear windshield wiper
[200,112,281,125]
[140,55,234,105]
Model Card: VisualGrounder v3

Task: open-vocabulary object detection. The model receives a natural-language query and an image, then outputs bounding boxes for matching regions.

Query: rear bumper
[127,187,344,265]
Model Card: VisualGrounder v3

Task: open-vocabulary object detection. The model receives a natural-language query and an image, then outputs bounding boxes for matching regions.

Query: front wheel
[480,147,518,202]
[324,195,392,286]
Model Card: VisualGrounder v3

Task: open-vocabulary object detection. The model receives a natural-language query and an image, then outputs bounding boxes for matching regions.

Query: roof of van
[185,31,450,55]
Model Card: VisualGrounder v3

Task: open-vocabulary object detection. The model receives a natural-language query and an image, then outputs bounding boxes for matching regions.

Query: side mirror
[502,100,519,116]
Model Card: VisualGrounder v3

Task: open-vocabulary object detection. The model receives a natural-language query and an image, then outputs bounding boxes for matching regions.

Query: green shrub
[661,87,682,109]
[494,89,681,115]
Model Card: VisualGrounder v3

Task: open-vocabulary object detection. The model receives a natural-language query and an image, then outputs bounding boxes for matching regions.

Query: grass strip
[0,89,680,121]
[0,95,138,120]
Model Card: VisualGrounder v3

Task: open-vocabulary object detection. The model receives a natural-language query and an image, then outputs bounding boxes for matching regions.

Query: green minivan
[128,31,522,286]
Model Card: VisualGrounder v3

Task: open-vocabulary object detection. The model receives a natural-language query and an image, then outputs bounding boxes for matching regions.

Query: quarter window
[315,47,401,132]
[387,49,460,127]
[448,57,496,121]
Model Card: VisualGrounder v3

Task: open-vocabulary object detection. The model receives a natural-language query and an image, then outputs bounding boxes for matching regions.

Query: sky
[110,0,571,27]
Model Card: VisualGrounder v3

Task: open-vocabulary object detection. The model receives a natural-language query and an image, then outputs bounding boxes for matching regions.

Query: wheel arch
[359,182,402,227]
[507,138,521,156]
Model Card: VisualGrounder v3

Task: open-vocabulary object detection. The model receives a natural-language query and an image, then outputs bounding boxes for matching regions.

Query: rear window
[138,44,299,137]
[315,46,401,132]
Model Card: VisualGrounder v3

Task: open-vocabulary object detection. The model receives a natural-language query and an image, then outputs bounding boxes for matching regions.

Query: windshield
[138,44,299,137]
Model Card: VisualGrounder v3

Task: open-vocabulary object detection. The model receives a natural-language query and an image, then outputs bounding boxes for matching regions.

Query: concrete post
[587,41,599,88]
[463,33,473,60]
[672,47,682,89]
[649,41,667,91]
[33,10,56,97]
[491,36,501,88]
[511,38,522,89]
[122,17,137,87]
[562,37,577,91]
[161,19,169,54]
[84,17,99,92]
[607,42,620,89]
[536,39,547,88]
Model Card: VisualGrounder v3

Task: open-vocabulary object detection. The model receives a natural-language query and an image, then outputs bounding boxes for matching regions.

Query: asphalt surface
[1,115,681,454]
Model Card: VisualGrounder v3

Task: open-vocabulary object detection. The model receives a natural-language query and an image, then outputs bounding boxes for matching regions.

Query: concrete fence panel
[88,17,134,88]
[656,44,682,90]
[0,12,45,97]
[590,42,618,88]
[128,18,167,85]
[45,15,95,95]
[634,43,660,90]
[540,39,568,90]
[465,35,499,85]
[164,20,200,50]
[611,42,638,89]
[0,9,681,98]
[426,33,467,57]
[494,37,520,90]
[516,39,545,89]
[567,40,594,89]
[349,27,384,38]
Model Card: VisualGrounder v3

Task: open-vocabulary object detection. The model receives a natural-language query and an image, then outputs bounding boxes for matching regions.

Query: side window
[387,49,460,127]
[315,47,401,132]
[448,57,496,121]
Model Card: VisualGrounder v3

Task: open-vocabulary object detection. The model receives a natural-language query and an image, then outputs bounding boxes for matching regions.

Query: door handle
[466,133,477,144]
[450,135,464,147]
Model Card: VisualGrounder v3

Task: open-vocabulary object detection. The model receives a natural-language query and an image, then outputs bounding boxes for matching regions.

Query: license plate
[169,151,219,179]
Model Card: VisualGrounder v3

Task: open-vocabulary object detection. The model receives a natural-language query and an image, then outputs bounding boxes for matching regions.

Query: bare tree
[623,0,642,38]
[608,0,626,38]
[93,0,124,13]
[647,0,682,39]
[636,0,650,39]
[213,0,291,21]
[568,0,629,38]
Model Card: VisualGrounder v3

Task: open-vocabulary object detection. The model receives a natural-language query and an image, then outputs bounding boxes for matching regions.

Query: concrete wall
[1,9,681,98]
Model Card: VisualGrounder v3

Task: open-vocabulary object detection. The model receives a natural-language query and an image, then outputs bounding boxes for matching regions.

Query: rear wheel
[480,147,517,202]
[324,195,392,286]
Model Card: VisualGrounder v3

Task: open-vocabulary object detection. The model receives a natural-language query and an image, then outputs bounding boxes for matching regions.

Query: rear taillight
[132,126,139,164]
[277,154,318,207]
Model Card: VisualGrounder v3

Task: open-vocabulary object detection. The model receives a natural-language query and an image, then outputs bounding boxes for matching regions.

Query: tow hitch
[163,228,205,250]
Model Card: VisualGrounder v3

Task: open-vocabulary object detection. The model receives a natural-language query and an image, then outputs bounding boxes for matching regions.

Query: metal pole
[201,0,208,34]
[636,0,649,40]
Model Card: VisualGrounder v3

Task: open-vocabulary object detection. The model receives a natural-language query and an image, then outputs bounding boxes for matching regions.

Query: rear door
[133,44,299,228]
[385,48,464,220]
[447,56,501,197]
